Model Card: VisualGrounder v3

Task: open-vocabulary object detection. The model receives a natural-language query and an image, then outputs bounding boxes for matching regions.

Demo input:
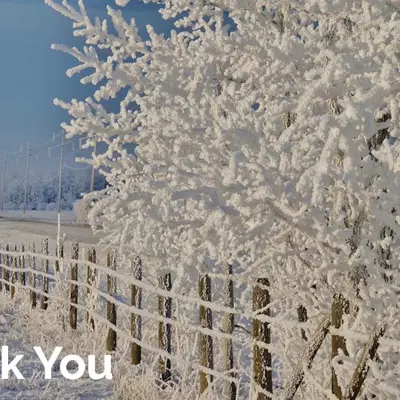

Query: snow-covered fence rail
[0,240,393,399]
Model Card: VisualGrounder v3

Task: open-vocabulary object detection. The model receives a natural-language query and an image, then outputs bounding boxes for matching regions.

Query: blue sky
[0,0,172,170]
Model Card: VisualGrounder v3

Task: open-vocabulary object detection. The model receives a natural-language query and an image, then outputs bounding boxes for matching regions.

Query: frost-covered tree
[46,0,400,398]
[2,168,105,211]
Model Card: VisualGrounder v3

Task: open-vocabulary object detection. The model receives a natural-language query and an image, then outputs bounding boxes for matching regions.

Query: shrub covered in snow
[73,198,89,224]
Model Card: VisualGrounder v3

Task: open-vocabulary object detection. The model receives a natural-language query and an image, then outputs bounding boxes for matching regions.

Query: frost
[45,0,400,398]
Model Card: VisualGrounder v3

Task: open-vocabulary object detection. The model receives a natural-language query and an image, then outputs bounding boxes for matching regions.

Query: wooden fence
[0,239,389,400]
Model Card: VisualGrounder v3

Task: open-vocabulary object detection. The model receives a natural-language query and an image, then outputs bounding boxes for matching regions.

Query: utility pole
[90,142,97,192]
[57,134,65,215]
[18,143,34,215]
[79,137,97,193]
[49,132,72,257]
[0,152,7,211]
[49,132,73,214]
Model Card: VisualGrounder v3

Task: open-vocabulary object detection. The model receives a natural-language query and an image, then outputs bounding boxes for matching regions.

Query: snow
[0,298,113,399]
[0,212,101,247]
[14,0,400,398]
[1,167,106,214]
[0,211,77,224]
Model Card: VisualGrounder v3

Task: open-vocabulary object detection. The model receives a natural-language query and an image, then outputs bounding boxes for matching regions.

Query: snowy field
[0,213,117,399]
[0,211,77,224]
[0,293,114,400]
[0,211,101,247]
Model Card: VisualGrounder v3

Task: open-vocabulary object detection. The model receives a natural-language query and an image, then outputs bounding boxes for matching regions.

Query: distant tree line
[2,168,107,211]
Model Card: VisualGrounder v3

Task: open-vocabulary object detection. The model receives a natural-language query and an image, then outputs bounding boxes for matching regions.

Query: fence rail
[0,240,392,399]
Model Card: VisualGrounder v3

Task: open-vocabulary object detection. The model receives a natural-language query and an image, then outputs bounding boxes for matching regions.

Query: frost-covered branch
[47,1,400,396]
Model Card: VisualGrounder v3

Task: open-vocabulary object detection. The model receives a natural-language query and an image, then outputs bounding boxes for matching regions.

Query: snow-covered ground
[0,213,121,398]
[0,296,113,400]
[0,213,242,400]
[0,291,195,400]
[0,210,77,224]
[0,211,101,247]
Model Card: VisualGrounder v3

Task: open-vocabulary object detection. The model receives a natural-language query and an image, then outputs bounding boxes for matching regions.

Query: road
[0,216,102,246]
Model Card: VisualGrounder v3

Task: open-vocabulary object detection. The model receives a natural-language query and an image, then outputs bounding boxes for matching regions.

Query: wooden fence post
[253,278,272,400]
[222,263,236,399]
[19,244,26,286]
[4,244,9,293]
[11,245,17,299]
[86,248,96,331]
[41,238,49,310]
[199,273,213,394]
[55,243,64,273]
[70,243,79,330]
[0,245,3,293]
[106,250,117,352]
[297,305,308,341]
[159,272,172,382]
[131,255,142,365]
[29,243,36,308]
[332,293,349,399]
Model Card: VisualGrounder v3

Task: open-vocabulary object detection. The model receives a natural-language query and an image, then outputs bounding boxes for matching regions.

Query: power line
[64,163,91,171]
[5,148,23,156]
[78,137,97,192]
[31,138,56,149]
[0,132,99,215]
[3,131,64,160]
[29,170,60,183]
